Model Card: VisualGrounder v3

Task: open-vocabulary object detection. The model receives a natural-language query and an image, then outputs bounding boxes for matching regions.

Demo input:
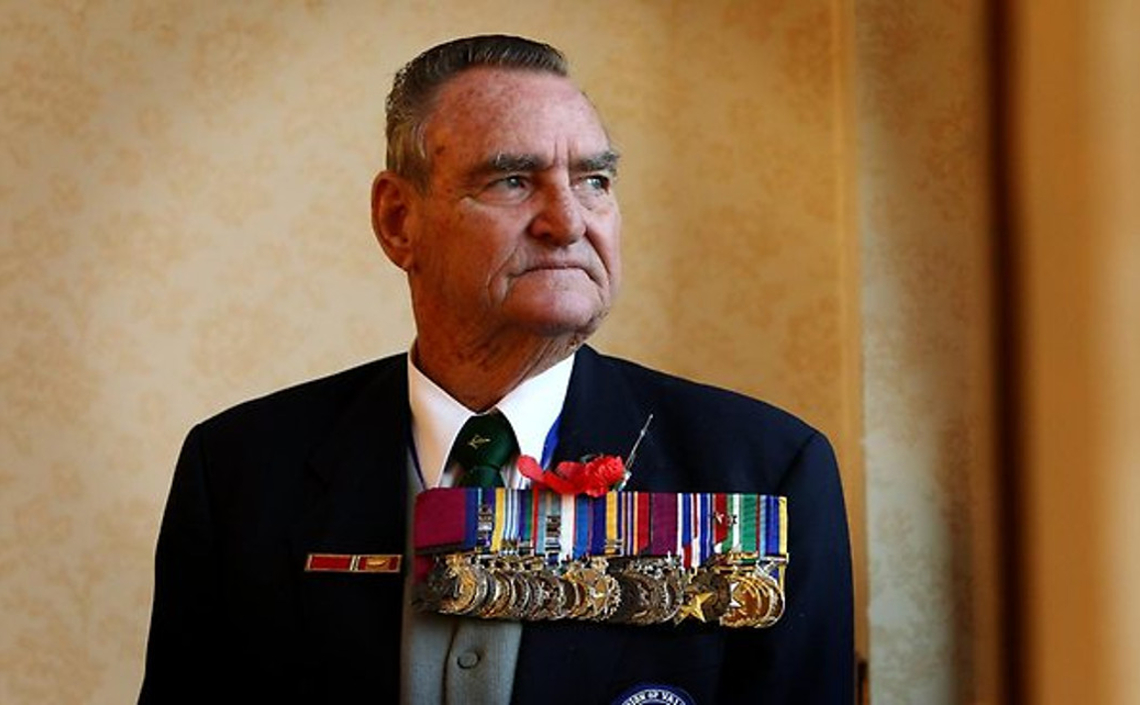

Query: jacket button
[457,651,480,669]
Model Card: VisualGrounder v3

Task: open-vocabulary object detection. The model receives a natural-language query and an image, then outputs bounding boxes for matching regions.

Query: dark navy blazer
[139,346,853,704]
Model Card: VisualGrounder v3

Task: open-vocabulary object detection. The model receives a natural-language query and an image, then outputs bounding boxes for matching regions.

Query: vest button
[457,651,480,669]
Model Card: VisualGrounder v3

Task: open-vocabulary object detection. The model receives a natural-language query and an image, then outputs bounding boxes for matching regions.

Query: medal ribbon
[650,493,677,556]
[622,492,636,555]
[606,492,620,555]
[559,493,576,560]
[575,495,591,559]
[700,494,715,565]
[519,489,534,553]
[414,489,788,566]
[465,488,480,550]
[490,488,507,553]
[636,493,651,554]
[740,493,758,554]
[476,487,497,550]
[778,495,788,554]
[543,491,562,565]
[713,492,729,547]
[730,494,742,553]
[591,495,607,555]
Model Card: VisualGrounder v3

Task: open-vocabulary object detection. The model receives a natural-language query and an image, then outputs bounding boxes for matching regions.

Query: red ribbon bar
[636,492,651,554]
[414,489,471,552]
[305,553,402,573]
[306,554,354,572]
[714,493,729,545]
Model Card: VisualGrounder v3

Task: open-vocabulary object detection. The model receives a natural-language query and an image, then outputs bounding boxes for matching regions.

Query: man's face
[398,67,622,347]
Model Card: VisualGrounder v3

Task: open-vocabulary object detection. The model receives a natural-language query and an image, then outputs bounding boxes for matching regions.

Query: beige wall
[25,1,1118,702]
[856,1,1000,702]
[0,2,867,702]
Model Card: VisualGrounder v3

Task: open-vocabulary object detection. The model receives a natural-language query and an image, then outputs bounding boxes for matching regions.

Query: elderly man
[140,35,853,704]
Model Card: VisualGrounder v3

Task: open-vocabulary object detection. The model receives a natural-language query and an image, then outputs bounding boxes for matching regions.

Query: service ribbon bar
[413,488,788,628]
[305,553,402,574]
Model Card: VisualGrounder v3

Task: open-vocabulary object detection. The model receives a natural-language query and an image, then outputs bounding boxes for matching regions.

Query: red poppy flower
[518,454,627,497]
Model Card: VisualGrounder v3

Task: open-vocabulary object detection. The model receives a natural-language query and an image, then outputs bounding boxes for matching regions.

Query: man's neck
[412,332,582,412]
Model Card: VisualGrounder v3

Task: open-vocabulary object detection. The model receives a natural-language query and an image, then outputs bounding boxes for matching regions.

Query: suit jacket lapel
[556,347,643,467]
[555,346,673,491]
[291,356,410,699]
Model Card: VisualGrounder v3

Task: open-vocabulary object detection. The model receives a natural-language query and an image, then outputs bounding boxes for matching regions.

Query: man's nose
[528,183,586,245]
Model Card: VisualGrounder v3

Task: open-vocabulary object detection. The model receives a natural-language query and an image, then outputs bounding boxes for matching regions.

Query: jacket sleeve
[138,425,223,704]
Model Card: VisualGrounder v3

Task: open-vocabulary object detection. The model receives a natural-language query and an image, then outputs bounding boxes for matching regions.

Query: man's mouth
[522,262,584,273]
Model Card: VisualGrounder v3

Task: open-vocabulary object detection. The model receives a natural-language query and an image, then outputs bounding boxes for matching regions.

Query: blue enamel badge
[611,684,696,705]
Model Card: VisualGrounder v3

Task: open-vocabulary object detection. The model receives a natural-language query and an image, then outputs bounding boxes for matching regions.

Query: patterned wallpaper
[0,1,994,702]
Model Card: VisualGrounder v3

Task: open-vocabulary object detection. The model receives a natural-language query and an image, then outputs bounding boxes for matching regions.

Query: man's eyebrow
[467,150,621,180]
[489,153,545,173]
[574,150,620,175]
[466,153,546,179]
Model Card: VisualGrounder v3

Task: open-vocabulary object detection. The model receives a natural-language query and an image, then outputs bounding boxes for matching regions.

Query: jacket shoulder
[585,349,820,443]
[568,347,831,493]
[194,354,405,450]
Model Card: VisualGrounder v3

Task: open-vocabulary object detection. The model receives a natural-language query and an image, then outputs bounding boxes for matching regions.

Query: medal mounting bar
[412,488,788,628]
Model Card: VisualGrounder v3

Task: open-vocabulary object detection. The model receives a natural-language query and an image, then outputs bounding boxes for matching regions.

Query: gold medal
[721,572,765,628]
[610,569,655,624]
[478,563,514,619]
[564,558,619,621]
[522,563,565,620]
[427,554,489,616]
[654,559,686,623]
[678,569,730,623]
[752,567,785,628]
[610,558,681,625]
[504,565,534,620]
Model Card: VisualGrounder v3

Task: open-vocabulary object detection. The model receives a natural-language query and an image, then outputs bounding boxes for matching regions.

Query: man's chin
[507,299,609,341]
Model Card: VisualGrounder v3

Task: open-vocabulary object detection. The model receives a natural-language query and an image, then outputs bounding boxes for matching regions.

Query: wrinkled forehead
[423,67,612,169]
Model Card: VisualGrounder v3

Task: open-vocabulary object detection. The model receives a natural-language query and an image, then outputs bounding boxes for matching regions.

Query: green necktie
[451,410,517,488]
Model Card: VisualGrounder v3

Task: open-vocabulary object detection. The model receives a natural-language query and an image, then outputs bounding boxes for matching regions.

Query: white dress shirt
[407,352,575,490]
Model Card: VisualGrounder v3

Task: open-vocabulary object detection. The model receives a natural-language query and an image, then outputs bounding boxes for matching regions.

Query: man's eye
[572,175,613,204]
[496,175,528,190]
[578,174,612,192]
[477,175,532,204]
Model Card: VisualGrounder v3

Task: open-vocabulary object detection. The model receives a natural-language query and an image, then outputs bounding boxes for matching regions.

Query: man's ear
[371,171,417,271]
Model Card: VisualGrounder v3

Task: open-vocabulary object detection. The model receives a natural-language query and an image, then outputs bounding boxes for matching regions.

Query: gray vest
[401,463,523,704]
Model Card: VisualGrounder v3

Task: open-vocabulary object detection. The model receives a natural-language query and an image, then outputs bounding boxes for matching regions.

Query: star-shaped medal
[675,590,714,623]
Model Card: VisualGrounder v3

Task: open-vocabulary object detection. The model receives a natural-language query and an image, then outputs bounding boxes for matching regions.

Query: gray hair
[385,35,569,190]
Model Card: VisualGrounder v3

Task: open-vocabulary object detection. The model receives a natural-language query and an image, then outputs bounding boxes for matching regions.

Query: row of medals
[416,552,785,628]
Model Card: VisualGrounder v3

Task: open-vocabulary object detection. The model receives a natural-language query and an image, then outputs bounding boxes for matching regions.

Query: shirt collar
[406,351,575,490]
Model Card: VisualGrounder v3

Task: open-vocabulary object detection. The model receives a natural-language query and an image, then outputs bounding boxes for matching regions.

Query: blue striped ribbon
[574,495,591,559]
